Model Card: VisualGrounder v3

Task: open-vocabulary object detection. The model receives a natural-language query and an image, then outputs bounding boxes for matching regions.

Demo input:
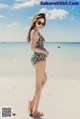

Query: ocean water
[0,42,80,62]
[0,42,80,79]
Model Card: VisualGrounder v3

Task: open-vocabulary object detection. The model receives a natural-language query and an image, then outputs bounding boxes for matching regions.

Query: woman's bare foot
[32,111,44,117]
[28,100,44,117]
[28,100,34,116]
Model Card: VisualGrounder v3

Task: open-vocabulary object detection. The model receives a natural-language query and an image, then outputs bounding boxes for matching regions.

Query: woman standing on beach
[27,13,49,117]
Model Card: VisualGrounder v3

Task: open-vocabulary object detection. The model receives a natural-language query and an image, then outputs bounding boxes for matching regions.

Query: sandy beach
[0,59,80,119]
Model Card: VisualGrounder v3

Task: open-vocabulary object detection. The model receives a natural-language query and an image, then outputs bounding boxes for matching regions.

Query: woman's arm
[30,30,46,54]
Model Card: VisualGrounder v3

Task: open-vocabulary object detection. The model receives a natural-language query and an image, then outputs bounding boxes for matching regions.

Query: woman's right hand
[44,50,49,57]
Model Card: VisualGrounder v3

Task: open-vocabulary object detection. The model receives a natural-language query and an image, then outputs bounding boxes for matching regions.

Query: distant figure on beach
[58,46,60,48]
[27,13,49,117]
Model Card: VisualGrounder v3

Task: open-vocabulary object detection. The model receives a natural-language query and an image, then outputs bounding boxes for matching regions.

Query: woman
[27,13,49,117]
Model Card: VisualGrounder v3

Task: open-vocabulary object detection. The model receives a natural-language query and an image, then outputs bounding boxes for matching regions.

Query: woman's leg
[31,72,47,105]
[32,61,46,113]
[42,72,47,89]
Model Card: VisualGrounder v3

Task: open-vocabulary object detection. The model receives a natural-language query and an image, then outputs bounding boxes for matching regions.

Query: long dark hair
[26,13,46,43]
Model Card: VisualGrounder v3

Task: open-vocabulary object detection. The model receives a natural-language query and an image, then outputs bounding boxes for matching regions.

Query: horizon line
[0,41,80,43]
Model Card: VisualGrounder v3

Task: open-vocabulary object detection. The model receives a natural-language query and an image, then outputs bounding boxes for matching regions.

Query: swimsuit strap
[38,32,45,42]
[38,32,41,37]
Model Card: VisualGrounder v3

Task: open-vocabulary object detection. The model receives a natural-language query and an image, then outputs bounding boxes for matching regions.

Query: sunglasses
[37,21,45,26]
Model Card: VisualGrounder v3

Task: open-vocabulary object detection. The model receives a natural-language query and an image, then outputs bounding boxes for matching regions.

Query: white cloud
[0,24,27,42]
[0,3,9,9]
[28,16,33,19]
[13,0,40,9]
[0,15,5,18]
[0,27,26,42]
[7,22,19,28]
[39,8,69,20]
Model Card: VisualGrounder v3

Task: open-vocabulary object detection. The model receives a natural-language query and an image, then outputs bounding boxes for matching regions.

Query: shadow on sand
[32,116,45,119]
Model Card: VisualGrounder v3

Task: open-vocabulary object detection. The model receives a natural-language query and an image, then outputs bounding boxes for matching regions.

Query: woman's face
[34,18,45,30]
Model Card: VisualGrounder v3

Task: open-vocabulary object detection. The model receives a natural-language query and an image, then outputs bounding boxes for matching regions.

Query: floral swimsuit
[31,32,47,65]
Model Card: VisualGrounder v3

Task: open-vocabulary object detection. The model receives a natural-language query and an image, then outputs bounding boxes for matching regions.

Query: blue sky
[0,0,80,42]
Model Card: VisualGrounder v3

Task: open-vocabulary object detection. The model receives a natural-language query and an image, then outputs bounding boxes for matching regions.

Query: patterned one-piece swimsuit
[31,33,47,65]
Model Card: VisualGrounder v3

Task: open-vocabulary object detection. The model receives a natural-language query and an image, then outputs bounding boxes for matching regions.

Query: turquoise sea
[0,42,80,62]
[0,42,80,79]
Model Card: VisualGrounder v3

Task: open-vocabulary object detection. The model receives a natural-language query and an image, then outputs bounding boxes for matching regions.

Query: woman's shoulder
[31,29,38,35]
[30,29,39,42]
